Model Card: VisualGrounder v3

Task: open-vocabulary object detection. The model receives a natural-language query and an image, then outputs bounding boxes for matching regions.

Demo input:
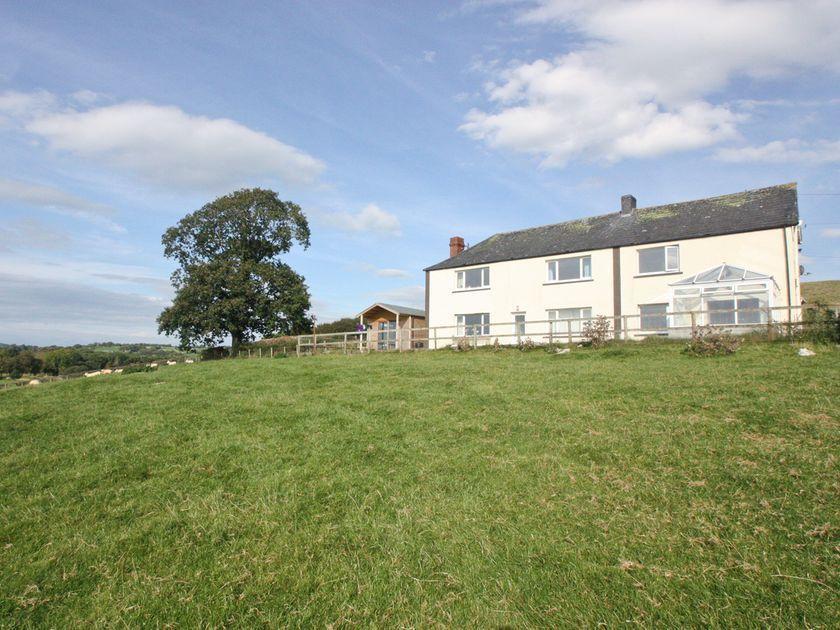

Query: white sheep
[85,371,101,377]
[101,369,113,375]
[114,368,123,374]
[149,363,158,368]
[166,360,177,366]
[185,359,194,364]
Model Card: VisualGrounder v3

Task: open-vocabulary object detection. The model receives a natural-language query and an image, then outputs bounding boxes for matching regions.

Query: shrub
[454,337,472,352]
[684,326,742,356]
[800,303,840,344]
[518,337,536,351]
[582,316,611,348]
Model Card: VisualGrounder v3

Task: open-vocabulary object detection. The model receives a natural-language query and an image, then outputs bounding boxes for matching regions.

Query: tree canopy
[158,188,313,353]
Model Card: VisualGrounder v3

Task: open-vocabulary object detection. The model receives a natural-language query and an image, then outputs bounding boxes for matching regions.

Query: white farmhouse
[423,183,802,344]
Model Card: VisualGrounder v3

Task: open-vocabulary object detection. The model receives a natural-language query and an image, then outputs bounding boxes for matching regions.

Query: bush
[582,316,611,348]
[684,326,742,356]
[800,304,840,344]
[518,337,536,351]
[454,337,471,352]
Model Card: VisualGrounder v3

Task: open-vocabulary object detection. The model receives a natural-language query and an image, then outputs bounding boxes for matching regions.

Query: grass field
[1,342,838,626]
[802,279,840,305]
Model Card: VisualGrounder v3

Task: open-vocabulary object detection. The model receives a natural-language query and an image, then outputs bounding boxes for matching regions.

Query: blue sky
[1,0,838,345]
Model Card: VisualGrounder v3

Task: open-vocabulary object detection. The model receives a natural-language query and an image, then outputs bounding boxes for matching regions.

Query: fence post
[566,319,572,344]
[296,337,300,358]
[433,327,437,350]
[259,347,262,358]
[397,327,402,353]
[766,306,775,340]
[548,323,553,347]
[343,332,348,354]
[622,315,628,341]
[690,311,697,335]
[270,347,273,358]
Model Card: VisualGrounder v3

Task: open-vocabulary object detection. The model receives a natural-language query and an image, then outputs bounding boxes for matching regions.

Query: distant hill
[802,280,840,304]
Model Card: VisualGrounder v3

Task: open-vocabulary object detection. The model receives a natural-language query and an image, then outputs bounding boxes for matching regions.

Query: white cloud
[0,89,57,125]
[0,217,73,252]
[375,284,424,307]
[0,272,169,345]
[462,0,840,166]
[0,177,125,232]
[423,50,437,63]
[322,203,402,237]
[70,89,105,105]
[821,228,840,238]
[356,262,410,278]
[6,95,324,192]
[715,138,840,164]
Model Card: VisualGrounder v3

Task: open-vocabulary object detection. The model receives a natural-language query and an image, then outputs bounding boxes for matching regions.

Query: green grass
[803,279,840,305]
[1,343,838,626]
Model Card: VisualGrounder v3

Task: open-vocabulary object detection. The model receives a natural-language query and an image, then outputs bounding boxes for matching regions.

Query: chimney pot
[620,195,636,216]
[449,236,465,258]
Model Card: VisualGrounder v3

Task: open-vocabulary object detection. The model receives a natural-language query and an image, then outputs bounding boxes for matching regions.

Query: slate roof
[357,303,426,318]
[425,183,798,271]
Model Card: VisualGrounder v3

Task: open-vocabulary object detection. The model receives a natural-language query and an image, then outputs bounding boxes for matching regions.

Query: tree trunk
[230,331,243,358]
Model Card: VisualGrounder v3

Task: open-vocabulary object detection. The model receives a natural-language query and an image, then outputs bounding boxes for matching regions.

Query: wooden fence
[291,303,838,356]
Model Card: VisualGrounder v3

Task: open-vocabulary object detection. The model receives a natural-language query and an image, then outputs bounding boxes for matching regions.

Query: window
[640,303,668,331]
[638,245,679,274]
[708,298,736,325]
[457,313,490,336]
[514,313,526,336]
[547,255,592,282]
[548,307,592,334]
[456,267,489,289]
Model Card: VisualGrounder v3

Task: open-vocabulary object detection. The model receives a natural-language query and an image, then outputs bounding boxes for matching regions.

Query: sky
[1,0,839,345]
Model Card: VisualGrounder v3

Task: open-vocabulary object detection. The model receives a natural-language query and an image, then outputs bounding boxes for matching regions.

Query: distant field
[802,279,840,304]
[1,343,837,626]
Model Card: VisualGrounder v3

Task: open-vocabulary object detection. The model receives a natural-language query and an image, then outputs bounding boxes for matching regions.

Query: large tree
[158,188,313,354]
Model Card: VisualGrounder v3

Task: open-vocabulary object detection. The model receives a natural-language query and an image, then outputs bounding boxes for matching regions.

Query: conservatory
[668,264,779,332]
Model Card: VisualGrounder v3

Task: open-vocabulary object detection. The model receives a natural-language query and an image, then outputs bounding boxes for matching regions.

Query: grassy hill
[1,343,837,626]
[802,279,840,304]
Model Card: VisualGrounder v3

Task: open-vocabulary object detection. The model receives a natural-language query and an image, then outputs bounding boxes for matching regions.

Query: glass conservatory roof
[671,264,771,286]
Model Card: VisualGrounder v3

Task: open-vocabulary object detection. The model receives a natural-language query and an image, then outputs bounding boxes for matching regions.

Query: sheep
[28,379,41,386]
[114,368,123,374]
[85,371,101,377]
[185,359,194,364]
[149,363,158,368]
[101,369,113,375]
[166,360,177,366]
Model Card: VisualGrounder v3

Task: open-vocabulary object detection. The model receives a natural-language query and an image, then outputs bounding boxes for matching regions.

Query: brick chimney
[620,194,636,216]
[449,236,465,258]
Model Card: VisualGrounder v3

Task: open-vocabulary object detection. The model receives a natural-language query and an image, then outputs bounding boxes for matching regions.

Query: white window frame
[638,245,680,275]
[513,312,526,337]
[546,255,592,284]
[639,303,669,331]
[455,267,490,291]
[547,307,592,334]
[456,313,490,336]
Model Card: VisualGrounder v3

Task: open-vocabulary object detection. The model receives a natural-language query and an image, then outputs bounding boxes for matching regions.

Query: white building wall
[427,226,799,342]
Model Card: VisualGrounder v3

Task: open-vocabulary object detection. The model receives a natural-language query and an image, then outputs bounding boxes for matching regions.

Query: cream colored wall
[427,248,614,341]
[428,226,800,340]
[619,227,796,316]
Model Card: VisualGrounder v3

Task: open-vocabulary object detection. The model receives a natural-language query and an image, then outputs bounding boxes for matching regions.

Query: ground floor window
[640,303,668,331]
[457,313,490,337]
[548,307,592,334]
